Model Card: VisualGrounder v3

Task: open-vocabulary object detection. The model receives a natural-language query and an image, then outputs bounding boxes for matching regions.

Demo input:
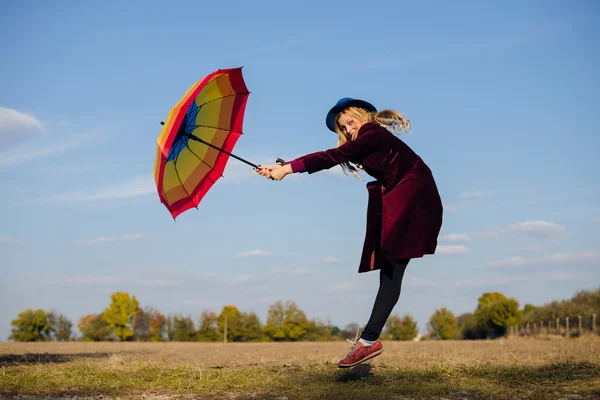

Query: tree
[238,312,263,342]
[263,300,309,341]
[384,314,419,340]
[197,311,220,342]
[10,309,55,342]
[457,312,486,340]
[428,307,458,340]
[218,305,242,342]
[305,317,334,341]
[55,313,73,341]
[149,312,166,342]
[474,292,522,338]
[102,291,139,341]
[523,303,536,316]
[132,308,151,341]
[77,313,112,341]
[171,315,197,341]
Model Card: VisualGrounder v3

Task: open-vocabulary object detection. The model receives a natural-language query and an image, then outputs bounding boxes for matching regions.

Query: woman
[256,97,443,368]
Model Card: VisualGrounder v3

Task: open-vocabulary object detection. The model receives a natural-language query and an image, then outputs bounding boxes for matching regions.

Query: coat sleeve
[289,126,382,174]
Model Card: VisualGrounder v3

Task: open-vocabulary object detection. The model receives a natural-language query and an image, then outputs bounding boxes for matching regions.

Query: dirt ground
[1,336,598,368]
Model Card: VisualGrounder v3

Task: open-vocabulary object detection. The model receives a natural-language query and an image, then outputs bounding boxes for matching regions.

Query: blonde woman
[257,98,443,368]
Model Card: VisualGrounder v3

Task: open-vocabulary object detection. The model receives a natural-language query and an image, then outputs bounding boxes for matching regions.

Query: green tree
[263,300,309,341]
[55,313,73,341]
[474,292,522,338]
[523,303,536,316]
[197,311,220,342]
[305,317,334,341]
[10,309,55,342]
[457,312,486,340]
[171,315,197,341]
[101,291,139,341]
[77,313,112,341]
[218,305,242,342]
[239,312,263,342]
[383,314,419,340]
[428,307,458,340]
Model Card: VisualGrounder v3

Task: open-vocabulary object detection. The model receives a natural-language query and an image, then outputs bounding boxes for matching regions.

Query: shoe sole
[337,348,383,368]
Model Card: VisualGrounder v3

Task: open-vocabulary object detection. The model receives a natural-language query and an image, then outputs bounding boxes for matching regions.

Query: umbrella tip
[160,121,165,125]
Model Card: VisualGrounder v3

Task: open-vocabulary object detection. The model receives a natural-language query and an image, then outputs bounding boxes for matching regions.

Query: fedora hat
[325,97,377,132]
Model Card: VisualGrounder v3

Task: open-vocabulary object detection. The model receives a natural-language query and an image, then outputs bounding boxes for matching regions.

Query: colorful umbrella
[154,67,267,219]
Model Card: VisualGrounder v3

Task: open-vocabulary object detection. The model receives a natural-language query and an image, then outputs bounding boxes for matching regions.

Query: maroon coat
[289,122,443,273]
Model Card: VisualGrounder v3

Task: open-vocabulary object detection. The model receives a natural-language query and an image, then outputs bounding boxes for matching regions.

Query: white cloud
[266,267,282,274]
[34,175,155,205]
[487,256,528,268]
[73,236,116,245]
[66,275,125,285]
[235,248,272,258]
[592,217,600,223]
[528,189,537,195]
[460,190,496,198]
[229,274,252,285]
[0,134,92,167]
[65,275,182,287]
[488,251,600,267]
[453,274,530,287]
[442,201,471,214]
[321,256,341,265]
[124,233,145,240]
[548,272,583,281]
[436,245,470,255]
[327,281,355,292]
[0,107,44,150]
[293,268,309,275]
[504,220,566,238]
[439,233,472,243]
[0,236,22,245]
[510,246,545,253]
[406,277,444,288]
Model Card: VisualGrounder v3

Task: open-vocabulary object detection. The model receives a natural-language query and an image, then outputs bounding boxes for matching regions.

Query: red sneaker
[338,338,383,368]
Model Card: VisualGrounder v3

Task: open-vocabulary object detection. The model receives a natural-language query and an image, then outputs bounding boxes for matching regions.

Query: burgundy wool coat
[289,122,443,273]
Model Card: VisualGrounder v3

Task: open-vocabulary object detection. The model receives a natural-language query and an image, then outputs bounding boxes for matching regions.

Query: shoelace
[345,330,361,355]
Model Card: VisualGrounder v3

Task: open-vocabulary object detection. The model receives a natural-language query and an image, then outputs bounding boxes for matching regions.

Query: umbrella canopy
[154,67,252,219]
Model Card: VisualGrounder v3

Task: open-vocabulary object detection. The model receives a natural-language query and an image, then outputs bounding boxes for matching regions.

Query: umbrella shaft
[183,133,258,169]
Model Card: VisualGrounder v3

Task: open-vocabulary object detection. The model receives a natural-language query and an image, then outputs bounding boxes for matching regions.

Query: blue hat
[326,97,377,132]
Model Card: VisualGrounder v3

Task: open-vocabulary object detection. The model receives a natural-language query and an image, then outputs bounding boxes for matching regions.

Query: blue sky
[1,0,599,340]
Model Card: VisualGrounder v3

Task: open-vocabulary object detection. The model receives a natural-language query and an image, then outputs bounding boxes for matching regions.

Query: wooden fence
[509,313,597,338]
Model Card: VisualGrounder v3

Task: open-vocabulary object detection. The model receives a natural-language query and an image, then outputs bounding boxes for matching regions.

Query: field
[1,337,599,400]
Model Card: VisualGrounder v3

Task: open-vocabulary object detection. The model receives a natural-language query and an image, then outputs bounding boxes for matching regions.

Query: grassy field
[1,337,599,399]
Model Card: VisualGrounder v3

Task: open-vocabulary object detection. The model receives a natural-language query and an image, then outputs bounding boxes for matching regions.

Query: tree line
[8,288,599,342]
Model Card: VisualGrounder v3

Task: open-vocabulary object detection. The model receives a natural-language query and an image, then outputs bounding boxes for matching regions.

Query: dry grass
[1,338,599,399]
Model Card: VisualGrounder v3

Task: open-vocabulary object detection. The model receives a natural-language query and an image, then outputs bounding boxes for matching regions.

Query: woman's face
[337,112,363,139]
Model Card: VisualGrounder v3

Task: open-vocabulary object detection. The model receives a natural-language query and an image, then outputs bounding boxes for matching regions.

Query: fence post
[541,320,544,335]
[593,313,597,334]
[579,315,582,335]
[556,317,560,335]
[527,322,531,336]
[566,317,570,338]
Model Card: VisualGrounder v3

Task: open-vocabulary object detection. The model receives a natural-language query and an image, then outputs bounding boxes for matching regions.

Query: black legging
[360,259,410,341]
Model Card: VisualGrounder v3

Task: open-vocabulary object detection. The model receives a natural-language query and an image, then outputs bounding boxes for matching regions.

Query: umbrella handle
[276,158,286,166]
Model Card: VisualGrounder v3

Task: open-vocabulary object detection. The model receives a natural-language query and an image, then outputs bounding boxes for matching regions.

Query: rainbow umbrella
[154,67,267,219]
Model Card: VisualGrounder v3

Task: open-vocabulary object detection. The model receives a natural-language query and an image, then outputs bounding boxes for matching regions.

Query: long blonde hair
[334,107,411,179]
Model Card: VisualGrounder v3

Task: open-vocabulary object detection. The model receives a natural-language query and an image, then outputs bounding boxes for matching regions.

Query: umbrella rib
[195,91,250,108]
[184,142,224,179]
[172,160,195,208]
[190,125,244,135]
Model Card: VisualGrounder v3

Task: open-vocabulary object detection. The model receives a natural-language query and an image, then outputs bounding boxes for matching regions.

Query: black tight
[360,259,410,341]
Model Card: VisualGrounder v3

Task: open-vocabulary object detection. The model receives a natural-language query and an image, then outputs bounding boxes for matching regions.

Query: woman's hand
[269,164,292,181]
